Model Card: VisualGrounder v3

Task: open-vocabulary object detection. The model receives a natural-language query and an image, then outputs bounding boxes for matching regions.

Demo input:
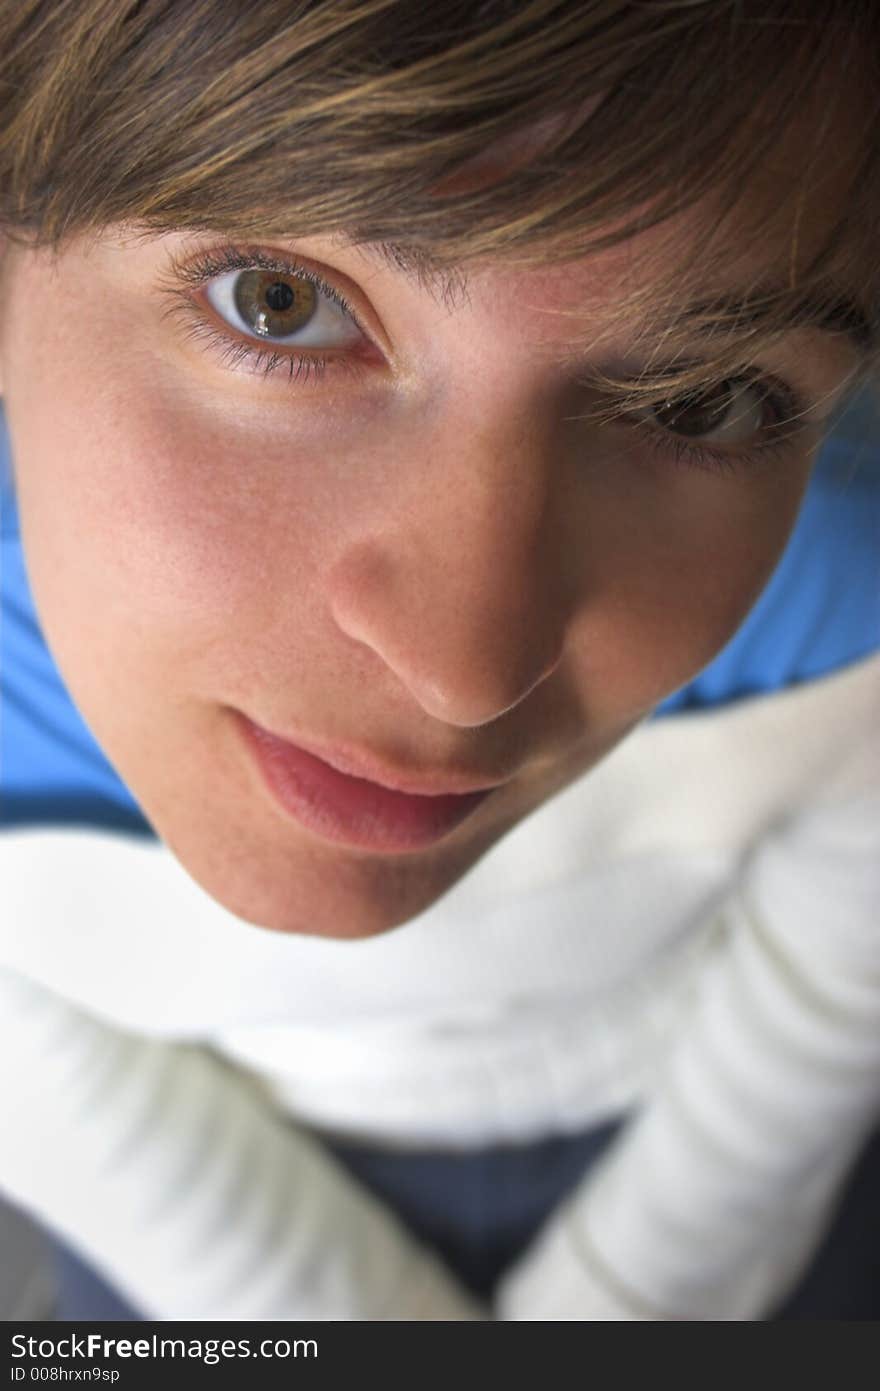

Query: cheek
[565,451,812,711]
[7,372,336,710]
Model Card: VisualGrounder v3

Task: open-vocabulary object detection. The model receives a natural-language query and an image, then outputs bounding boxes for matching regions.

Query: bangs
[1,0,878,394]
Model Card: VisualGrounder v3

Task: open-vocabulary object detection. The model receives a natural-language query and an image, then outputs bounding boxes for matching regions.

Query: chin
[151,765,520,941]
[174,833,483,941]
[230,887,426,941]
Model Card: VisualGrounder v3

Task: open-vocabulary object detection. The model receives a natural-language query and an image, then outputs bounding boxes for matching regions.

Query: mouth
[234,712,500,854]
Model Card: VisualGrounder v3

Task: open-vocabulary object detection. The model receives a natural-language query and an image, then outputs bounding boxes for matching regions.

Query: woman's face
[0,174,863,936]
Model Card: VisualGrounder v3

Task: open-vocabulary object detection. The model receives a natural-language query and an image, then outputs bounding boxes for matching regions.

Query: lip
[235,713,500,853]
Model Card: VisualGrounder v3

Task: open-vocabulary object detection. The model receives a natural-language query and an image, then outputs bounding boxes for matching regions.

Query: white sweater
[1,651,878,1320]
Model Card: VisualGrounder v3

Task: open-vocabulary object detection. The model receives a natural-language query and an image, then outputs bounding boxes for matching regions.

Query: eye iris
[652,381,737,437]
[233,270,317,338]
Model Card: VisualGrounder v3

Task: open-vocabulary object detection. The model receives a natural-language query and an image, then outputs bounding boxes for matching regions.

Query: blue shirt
[2,391,879,837]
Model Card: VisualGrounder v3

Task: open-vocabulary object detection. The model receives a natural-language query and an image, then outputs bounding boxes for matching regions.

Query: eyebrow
[351,238,876,358]
[673,288,876,359]
[347,237,471,308]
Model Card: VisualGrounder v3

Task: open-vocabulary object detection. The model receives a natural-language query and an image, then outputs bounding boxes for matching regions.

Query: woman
[0,0,878,1319]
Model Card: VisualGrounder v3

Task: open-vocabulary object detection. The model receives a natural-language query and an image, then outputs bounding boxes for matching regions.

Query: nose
[327,408,574,728]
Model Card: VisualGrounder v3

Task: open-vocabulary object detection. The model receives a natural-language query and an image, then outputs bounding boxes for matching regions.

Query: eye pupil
[234,270,317,337]
[265,280,294,313]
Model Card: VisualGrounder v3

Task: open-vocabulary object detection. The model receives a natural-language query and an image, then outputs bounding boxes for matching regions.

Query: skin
[0,131,865,939]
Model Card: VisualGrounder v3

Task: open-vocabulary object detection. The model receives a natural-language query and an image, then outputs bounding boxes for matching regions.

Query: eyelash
[162,243,370,386]
[163,242,810,478]
[628,376,806,479]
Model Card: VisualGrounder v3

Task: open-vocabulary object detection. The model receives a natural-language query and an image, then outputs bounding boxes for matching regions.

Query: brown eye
[233,270,318,338]
[206,265,363,350]
[653,381,736,435]
[642,378,769,446]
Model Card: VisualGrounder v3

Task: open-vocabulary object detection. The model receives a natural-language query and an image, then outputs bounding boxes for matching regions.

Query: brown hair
[0,0,878,409]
